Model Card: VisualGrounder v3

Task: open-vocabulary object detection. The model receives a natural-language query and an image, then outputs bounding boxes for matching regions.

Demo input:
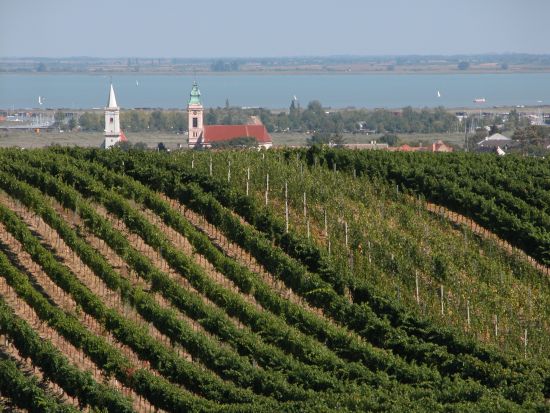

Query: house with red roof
[187,82,272,149]
[388,140,453,153]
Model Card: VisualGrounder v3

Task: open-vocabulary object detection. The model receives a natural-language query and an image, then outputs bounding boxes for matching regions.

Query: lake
[1,72,549,110]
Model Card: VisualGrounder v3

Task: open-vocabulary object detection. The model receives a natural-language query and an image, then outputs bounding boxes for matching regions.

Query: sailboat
[38,96,43,105]
[437,90,441,98]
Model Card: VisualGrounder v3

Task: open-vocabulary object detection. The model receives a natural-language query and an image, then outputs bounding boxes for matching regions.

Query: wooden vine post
[466,300,471,331]
[246,167,250,196]
[265,174,269,206]
[324,209,328,238]
[227,160,231,182]
[415,271,420,305]
[285,181,289,233]
[209,155,213,176]
[344,221,348,249]
[440,284,444,316]
[523,329,527,358]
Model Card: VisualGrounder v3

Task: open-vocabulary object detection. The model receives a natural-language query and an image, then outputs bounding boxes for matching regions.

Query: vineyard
[0,147,548,412]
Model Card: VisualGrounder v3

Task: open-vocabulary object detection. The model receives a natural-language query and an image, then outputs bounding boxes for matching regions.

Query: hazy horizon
[1,0,549,58]
[2,53,550,60]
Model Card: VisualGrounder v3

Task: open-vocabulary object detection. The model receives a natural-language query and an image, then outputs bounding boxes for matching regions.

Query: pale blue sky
[1,0,549,57]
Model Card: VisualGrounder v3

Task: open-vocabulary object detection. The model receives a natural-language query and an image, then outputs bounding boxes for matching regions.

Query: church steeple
[106,83,118,108]
[187,81,204,148]
[188,81,201,105]
[103,83,122,149]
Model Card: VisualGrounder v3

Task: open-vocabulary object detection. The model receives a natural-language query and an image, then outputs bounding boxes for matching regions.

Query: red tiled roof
[203,125,271,144]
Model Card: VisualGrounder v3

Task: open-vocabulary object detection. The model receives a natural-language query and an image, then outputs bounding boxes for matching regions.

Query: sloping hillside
[0,147,548,412]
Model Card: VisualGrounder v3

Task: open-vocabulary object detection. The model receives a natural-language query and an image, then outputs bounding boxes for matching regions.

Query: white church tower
[103,83,124,149]
[187,81,204,148]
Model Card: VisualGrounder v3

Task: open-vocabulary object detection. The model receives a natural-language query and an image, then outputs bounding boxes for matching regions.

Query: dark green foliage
[210,136,258,149]
[0,355,78,412]
[0,147,549,412]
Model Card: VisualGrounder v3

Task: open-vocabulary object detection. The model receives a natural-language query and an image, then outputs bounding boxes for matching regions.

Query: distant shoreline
[3,68,550,76]
[2,104,548,114]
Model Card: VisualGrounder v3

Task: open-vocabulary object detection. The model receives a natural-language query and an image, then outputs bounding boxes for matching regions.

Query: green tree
[150,111,166,130]
[78,112,102,131]
[379,133,399,146]
[457,61,470,70]
[210,136,258,149]
[289,99,301,130]
[67,117,77,131]
[513,125,547,148]
[54,111,65,127]
[114,140,134,151]
[307,131,331,146]
[133,141,148,150]
[123,110,149,131]
[275,112,290,131]
[329,133,346,147]
[205,108,218,125]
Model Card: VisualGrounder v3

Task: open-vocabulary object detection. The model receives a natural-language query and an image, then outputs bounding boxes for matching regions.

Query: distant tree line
[204,101,461,135]
[513,125,550,155]
[210,60,240,72]
[264,101,461,134]
[210,137,258,149]
[78,111,187,132]
[74,102,535,137]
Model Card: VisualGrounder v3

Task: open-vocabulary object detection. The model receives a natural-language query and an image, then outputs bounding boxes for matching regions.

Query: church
[102,83,127,149]
[187,82,272,149]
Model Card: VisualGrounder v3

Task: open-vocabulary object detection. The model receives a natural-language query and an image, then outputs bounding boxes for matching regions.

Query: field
[0,130,468,149]
[0,147,548,412]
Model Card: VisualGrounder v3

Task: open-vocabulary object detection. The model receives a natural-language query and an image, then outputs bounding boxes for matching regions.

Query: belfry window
[193,117,198,128]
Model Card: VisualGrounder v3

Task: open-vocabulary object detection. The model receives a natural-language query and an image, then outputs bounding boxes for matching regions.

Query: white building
[102,84,127,149]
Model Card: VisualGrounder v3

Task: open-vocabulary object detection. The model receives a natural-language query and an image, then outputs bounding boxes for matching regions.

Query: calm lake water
[1,73,550,110]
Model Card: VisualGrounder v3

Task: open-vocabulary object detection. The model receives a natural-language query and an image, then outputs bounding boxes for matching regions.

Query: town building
[431,139,454,152]
[102,84,127,149]
[476,133,515,153]
[187,82,272,149]
[343,142,389,150]
[388,139,454,152]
